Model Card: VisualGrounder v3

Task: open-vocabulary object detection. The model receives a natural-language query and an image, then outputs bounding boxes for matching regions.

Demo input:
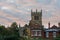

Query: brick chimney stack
[58,22,60,27]
[48,22,50,29]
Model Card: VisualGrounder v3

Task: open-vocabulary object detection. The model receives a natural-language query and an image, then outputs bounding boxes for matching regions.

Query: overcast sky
[0,0,60,28]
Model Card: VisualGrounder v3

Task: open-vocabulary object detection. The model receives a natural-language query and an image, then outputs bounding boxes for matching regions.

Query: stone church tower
[29,9,44,38]
[31,9,42,25]
[29,9,43,29]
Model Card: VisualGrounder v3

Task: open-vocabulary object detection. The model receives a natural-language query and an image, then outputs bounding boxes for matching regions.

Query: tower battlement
[31,9,42,16]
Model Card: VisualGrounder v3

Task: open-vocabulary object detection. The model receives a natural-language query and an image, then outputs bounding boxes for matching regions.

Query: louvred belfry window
[34,16,39,20]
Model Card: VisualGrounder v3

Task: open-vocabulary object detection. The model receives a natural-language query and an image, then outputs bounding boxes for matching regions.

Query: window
[34,16,39,20]
[46,32,49,38]
[37,31,41,36]
[53,32,56,38]
[31,30,41,36]
[32,31,36,36]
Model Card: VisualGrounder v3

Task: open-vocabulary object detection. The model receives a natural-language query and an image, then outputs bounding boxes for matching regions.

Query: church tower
[29,9,44,37]
[29,9,43,29]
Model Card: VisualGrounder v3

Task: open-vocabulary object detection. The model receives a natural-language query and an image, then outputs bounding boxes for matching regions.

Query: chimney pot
[48,22,50,29]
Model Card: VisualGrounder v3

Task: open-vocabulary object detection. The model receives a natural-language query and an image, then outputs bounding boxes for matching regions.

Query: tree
[9,22,20,40]
[23,24,28,36]
[23,28,27,36]
[10,22,19,34]
[0,25,6,35]
[0,22,21,40]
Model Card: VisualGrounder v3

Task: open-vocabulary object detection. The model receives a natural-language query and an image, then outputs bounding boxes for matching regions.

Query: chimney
[48,22,50,29]
[58,22,60,27]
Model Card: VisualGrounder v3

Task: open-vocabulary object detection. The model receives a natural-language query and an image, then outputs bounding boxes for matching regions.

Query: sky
[0,0,60,28]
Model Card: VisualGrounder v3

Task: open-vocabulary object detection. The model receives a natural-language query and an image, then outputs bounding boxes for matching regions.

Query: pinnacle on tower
[36,9,37,13]
[31,9,32,13]
[41,9,42,13]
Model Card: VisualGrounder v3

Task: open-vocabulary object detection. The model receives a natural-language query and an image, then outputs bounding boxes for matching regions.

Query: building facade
[28,9,60,40]
[19,9,60,40]
[29,9,44,38]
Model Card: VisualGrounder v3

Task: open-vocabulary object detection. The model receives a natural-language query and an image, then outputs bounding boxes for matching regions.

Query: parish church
[19,9,60,40]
